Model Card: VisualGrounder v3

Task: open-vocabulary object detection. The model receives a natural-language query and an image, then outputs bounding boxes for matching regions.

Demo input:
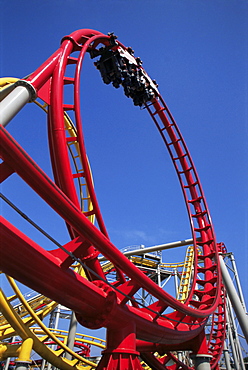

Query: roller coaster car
[94,49,123,87]
[94,46,156,106]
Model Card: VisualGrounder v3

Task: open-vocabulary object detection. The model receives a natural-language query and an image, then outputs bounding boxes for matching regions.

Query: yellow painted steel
[0,291,53,326]
[0,286,100,369]
[130,256,185,270]
[0,266,85,340]
[101,256,185,274]
[176,246,196,303]
[0,77,18,87]
[0,253,195,369]
[0,292,57,340]
[29,328,105,350]
[0,272,105,367]
[0,338,34,363]
[129,248,196,304]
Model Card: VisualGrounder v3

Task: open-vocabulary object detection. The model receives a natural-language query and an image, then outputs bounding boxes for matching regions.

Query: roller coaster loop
[1,28,239,369]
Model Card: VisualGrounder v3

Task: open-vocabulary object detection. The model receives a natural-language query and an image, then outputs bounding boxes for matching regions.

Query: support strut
[96,322,143,370]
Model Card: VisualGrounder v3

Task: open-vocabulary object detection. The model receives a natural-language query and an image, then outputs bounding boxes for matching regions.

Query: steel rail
[41,29,220,318]
[98,238,199,260]
[0,124,216,319]
[145,96,220,310]
[0,29,227,368]
[0,30,219,317]
[0,289,97,370]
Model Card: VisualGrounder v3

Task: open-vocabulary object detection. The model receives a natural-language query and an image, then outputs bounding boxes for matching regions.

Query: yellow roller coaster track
[0,277,105,370]
[176,245,197,303]
[0,285,56,340]
[0,246,196,369]
[102,246,195,301]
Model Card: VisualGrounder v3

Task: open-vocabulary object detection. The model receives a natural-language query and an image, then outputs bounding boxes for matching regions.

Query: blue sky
[1,0,247,312]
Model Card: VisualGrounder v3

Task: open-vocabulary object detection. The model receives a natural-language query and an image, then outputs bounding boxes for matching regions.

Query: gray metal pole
[228,322,240,370]
[65,312,78,361]
[177,351,183,363]
[227,297,246,370]
[191,355,211,370]
[157,264,161,287]
[219,255,248,343]
[229,253,247,312]
[15,362,29,370]
[226,303,239,369]
[53,305,61,330]
[4,357,11,370]
[4,336,16,370]
[99,237,199,261]
[0,81,36,127]
[46,305,61,370]
[174,268,179,297]
[40,358,46,370]
[223,342,232,370]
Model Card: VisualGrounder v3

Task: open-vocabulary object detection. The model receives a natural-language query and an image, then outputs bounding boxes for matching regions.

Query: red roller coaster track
[0,29,226,369]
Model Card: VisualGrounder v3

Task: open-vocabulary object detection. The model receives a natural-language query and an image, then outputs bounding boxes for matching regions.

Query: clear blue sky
[1,0,247,310]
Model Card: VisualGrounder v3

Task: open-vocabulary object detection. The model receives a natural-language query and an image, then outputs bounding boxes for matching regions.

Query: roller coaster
[0,29,247,370]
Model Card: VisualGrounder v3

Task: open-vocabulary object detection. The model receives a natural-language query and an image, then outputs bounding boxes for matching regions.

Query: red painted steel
[0,126,209,322]
[145,96,221,311]
[0,29,226,369]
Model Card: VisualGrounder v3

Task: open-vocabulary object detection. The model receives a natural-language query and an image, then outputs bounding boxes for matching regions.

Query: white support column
[191,355,211,370]
[228,323,240,370]
[0,81,36,127]
[15,362,29,370]
[226,297,246,370]
[177,351,183,363]
[223,342,232,370]
[229,253,247,311]
[157,264,161,287]
[219,255,248,343]
[4,336,16,370]
[65,312,78,361]
[99,237,200,261]
[53,305,61,330]
[46,305,61,370]
[174,267,179,297]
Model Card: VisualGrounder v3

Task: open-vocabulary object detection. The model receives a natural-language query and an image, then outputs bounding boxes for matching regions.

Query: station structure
[0,29,247,370]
